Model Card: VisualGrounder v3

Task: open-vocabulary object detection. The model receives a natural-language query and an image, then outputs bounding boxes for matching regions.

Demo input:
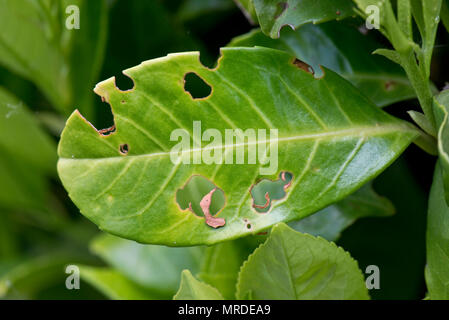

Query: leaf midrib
[59,123,416,161]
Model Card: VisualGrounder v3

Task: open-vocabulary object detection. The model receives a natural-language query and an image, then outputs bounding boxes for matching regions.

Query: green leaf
[248,0,355,38]
[197,239,256,299]
[410,0,443,77]
[90,233,204,296]
[408,110,437,137]
[289,182,394,241]
[0,0,107,115]
[425,162,449,299]
[57,47,418,246]
[229,22,416,107]
[234,0,259,24]
[442,0,449,33]
[433,90,449,205]
[0,88,56,173]
[398,0,413,39]
[353,0,413,53]
[80,266,158,300]
[0,87,57,214]
[174,270,224,300]
[236,223,369,299]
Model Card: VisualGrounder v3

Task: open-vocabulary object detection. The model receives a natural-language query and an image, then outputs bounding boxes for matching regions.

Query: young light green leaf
[398,0,413,39]
[410,0,443,77]
[229,22,416,107]
[90,233,204,296]
[174,270,224,300]
[0,0,107,115]
[57,47,418,246]
[354,0,437,131]
[249,0,354,38]
[408,110,437,137]
[80,266,158,300]
[289,182,395,241]
[425,162,449,299]
[236,223,369,299]
[433,90,449,205]
[353,0,413,53]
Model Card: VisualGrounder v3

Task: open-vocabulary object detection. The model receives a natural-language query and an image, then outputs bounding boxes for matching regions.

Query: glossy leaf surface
[58,47,418,245]
[229,22,416,107]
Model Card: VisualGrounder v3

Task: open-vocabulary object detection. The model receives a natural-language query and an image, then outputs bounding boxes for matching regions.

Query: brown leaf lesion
[199,188,225,228]
[292,58,314,75]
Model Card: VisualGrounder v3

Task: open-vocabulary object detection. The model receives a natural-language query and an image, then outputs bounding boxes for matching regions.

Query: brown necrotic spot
[184,72,212,99]
[119,143,129,155]
[292,58,314,75]
[385,80,396,91]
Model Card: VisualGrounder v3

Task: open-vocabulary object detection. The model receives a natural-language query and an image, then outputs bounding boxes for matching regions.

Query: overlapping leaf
[236,223,369,299]
[229,22,416,107]
[58,47,418,245]
[235,0,354,38]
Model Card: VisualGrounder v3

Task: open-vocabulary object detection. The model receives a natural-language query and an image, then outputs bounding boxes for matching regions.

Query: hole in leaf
[251,171,293,213]
[98,124,116,136]
[176,175,225,228]
[184,72,212,99]
[199,51,219,69]
[119,143,129,154]
[115,73,135,91]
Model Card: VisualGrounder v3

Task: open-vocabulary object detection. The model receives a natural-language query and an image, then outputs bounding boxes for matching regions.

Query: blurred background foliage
[0,0,446,299]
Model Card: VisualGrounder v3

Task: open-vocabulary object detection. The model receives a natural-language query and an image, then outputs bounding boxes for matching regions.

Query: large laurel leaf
[58,47,418,245]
